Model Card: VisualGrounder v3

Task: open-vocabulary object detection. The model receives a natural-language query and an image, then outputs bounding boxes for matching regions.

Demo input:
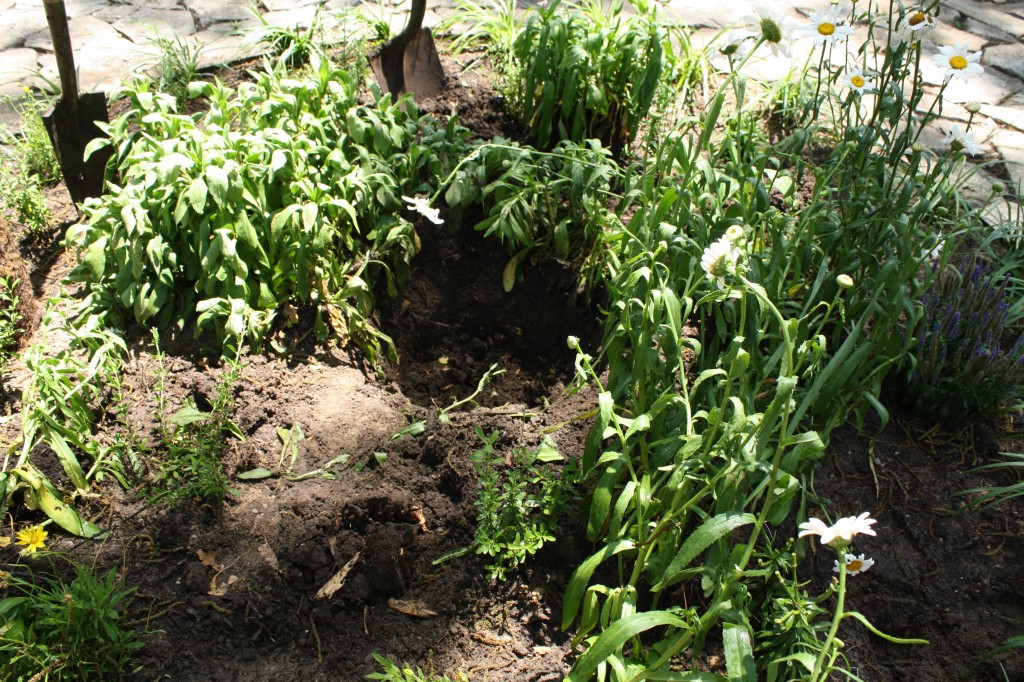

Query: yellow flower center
[909,12,927,26]
[818,22,836,36]
[851,75,865,88]
[949,55,968,70]
[847,559,863,571]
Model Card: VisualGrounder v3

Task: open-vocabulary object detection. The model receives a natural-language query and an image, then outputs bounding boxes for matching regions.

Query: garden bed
[3,7,1024,681]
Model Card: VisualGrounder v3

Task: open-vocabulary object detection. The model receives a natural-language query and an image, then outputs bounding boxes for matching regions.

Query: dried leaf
[315,550,361,600]
[258,542,279,572]
[282,303,299,325]
[209,574,238,597]
[387,598,439,618]
[325,304,349,344]
[410,506,429,533]
[197,549,221,571]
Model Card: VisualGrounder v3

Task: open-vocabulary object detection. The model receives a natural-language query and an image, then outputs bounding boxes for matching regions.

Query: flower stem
[812,554,848,680]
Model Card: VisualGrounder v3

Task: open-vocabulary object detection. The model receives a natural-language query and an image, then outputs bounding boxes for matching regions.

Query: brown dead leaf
[209,574,238,597]
[387,598,439,618]
[197,549,221,571]
[315,550,361,600]
[410,506,429,533]
[282,303,299,326]
[258,542,279,572]
[325,304,349,344]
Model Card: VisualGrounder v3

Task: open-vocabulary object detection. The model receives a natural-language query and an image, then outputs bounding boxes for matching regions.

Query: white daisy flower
[941,125,982,156]
[402,195,443,225]
[802,6,854,46]
[700,235,741,288]
[838,67,873,94]
[834,553,875,576]
[718,31,753,63]
[932,44,984,84]
[744,5,793,58]
[897,8,937,40]
[798,512,878,546]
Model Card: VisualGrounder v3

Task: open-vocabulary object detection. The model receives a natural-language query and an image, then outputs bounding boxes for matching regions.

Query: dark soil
[813,414,1024,681]
[3,42,1024,682]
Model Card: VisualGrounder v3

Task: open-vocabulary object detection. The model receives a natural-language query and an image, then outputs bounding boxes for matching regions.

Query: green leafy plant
[443,139,620,290]
[141,349,244,505]
[506,0,666,154]
[1,318,125,537]
[70,57,468,362]
[1,96,62,184]
[0,95,62,238]
[436,428,580,581]
[145,34,205,102]
[0,276,21,372]
[438,0,523,73]
[0,171,52,239]
[367,653,463,682]
[249,6,325,68]
[0,559,141,680]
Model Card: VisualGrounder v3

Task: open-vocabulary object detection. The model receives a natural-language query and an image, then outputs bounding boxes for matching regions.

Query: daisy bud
[836,274,854,289]
[965,101,982,114]
[567,335,580,350]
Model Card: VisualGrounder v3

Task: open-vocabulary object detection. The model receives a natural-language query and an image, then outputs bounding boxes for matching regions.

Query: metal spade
[368,0,447,101]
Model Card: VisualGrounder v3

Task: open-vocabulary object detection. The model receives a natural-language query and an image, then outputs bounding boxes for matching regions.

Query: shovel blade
[369,27,447,100]
[43,91,112,206]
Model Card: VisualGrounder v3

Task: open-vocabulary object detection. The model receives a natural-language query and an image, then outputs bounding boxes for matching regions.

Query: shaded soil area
[814,414,1024,681]
[378,222,597,410]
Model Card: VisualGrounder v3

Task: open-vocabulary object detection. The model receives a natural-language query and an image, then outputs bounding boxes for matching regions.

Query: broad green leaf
[168,405,212,427]
[588,453,626,541]
[0,597,29,618]
[14,464,103,537]
[723,623,755,682]
[206,165,230,205]
[80,236,109,280]
[188,176,209,213]
[237,468,275,480]
[45,428,89,491]
[566,611,687,682]
[652,512,756,591]
[271,204,302,240]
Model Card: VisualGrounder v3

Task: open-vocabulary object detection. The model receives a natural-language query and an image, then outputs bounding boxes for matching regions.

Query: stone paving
[0,0,1022,217]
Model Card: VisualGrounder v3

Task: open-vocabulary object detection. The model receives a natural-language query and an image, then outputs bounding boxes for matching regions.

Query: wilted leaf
[258,542,280,572]
[325,304,349,344]
[387,598,439,618]
[208,574,238,597]
[315,551,361,600]
[197,549,221,571]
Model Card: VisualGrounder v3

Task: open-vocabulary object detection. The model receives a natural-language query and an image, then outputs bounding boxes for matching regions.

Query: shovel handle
[395,0,427,49]
[43,0,78,106]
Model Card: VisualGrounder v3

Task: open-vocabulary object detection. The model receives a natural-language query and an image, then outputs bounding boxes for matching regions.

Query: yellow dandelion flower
[16,524,48,554]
